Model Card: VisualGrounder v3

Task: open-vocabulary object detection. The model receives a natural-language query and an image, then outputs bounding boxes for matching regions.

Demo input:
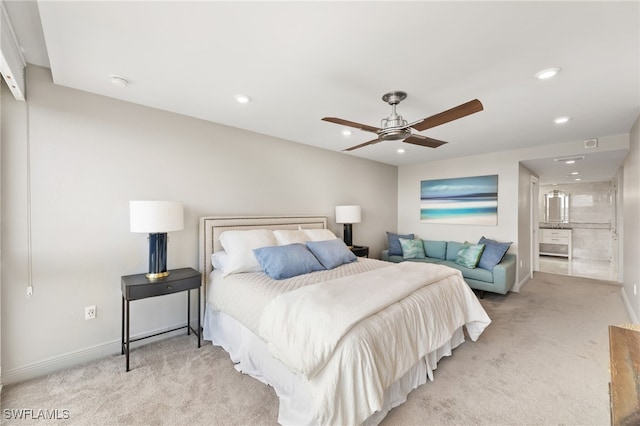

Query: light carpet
[1,272,630,425]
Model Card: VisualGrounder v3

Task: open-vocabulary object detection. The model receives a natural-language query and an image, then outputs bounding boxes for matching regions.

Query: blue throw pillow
[253,243,325,280]
[477,237,512,271]
[306,239,357,270]
[387,232,414,256]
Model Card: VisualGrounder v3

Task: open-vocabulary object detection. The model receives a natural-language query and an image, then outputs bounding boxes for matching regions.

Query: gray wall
[518,162,536,284]
[0,78,3,388]
[623,115,640,322]
[0,66,398,384]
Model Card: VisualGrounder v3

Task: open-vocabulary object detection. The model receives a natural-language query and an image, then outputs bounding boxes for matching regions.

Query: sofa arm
[381,249,390,261]
[492,254,517,293]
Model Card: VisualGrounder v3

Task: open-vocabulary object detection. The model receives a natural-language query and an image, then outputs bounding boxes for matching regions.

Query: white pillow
[211,251,229,272]
[301,228,338,241]
[219,229,277,276]
[273,229,310,245]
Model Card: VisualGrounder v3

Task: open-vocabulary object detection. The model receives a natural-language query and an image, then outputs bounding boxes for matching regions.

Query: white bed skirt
[203,304,466,425]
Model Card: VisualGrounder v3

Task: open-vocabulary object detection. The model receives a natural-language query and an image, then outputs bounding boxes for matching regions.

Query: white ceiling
[4,1,639,184]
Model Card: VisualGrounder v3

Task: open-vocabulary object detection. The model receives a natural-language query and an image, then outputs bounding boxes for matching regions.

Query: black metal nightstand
[350,245,369,258]
[121,267,201,371]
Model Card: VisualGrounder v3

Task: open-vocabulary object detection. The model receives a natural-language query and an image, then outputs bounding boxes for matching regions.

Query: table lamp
[335,205,361,247]
[130,201,184,280]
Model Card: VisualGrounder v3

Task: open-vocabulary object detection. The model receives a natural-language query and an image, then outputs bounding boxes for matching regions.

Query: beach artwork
[420,175,498,225]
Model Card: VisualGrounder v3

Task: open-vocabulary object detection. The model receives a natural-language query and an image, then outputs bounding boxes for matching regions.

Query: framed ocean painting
[420,175,498,225]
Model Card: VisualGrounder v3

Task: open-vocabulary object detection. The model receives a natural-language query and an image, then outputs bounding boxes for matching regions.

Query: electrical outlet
[26,286,33,297]
[85,305,96,320]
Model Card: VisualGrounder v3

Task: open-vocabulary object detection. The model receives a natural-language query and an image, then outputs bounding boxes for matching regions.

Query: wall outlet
[85,305,96,320]
[26,286,33,297]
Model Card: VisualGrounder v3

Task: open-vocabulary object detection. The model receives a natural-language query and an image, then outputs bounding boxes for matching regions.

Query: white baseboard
[621,287,639,323]
[1,324,189,385]
[512,275,530,293]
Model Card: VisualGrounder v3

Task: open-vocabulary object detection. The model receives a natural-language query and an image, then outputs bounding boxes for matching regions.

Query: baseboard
[621,287,639,324]
[512,275,530,293]
[1,324,189,385]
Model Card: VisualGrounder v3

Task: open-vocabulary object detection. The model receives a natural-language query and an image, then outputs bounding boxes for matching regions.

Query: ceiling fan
[322,91,483,151]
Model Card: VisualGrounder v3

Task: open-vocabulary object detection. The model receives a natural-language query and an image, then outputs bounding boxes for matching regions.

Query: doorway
[536,180,619,282]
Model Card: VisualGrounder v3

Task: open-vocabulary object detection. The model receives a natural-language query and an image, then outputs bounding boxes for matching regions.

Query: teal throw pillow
[455,243,486,269]
[399,238,426,259]
[446,241,465,261]
[423,240,447,260]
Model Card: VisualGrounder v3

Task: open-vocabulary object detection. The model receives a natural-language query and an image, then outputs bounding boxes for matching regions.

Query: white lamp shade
[130,201,184,233]
[335,205,362,224]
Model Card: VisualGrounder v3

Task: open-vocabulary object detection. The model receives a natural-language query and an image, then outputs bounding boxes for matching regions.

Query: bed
[199,215,491,425]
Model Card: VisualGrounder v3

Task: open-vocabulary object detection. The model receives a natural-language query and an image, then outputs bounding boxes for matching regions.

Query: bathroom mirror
[545,190,569,223]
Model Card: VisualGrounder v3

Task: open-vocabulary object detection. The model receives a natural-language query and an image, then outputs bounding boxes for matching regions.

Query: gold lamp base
[146,271,170,280]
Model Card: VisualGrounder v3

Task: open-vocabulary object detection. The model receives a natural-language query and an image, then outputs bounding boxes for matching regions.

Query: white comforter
[257,261,491,425]
[259,262,458,378]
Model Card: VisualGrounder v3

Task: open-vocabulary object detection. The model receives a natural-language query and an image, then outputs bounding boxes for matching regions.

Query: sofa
[381,237,516,296]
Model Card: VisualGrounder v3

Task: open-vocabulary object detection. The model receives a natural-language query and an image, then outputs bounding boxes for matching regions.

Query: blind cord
[26,79,33,296]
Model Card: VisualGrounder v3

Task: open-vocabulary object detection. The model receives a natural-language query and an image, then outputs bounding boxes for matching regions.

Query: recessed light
[109,74,129,87]
[570,171,580,175]
[235,94,251,103]
[397,148,405,154]
[342,129,352,136]
[575,178,582,181]
[554,156,584,163]
[554,116,570,124]
[565,160,575,164]
[535,67,561,80]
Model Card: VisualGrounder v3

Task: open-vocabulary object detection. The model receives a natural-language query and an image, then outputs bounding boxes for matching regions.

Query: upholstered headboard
[198,215,328,290]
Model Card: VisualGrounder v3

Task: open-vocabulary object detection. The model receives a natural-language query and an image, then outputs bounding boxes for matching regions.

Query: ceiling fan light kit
[322,91,483,152]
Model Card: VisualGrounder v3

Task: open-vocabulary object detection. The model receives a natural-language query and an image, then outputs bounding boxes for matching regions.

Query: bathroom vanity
[539,228,572,259]
[540,189,573,258]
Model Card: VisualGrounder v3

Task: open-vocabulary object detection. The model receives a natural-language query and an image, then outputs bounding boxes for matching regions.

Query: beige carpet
[1,272,630,425]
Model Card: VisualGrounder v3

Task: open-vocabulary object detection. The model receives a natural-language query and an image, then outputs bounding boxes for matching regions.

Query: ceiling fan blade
[322,117,381,134]
[403,134,448,148]
[342,138,382,152]
[411,99,483,132]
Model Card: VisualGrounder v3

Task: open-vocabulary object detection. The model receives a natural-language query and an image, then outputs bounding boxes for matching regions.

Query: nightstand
[121,267,201,372]
[350,245,369,258]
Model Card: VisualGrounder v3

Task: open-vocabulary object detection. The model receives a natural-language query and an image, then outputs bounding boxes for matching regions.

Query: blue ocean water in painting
[420,197,497,221]
[420,175,498,224]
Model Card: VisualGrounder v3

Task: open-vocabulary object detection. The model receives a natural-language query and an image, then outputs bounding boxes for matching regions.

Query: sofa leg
[477,290,485,299]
